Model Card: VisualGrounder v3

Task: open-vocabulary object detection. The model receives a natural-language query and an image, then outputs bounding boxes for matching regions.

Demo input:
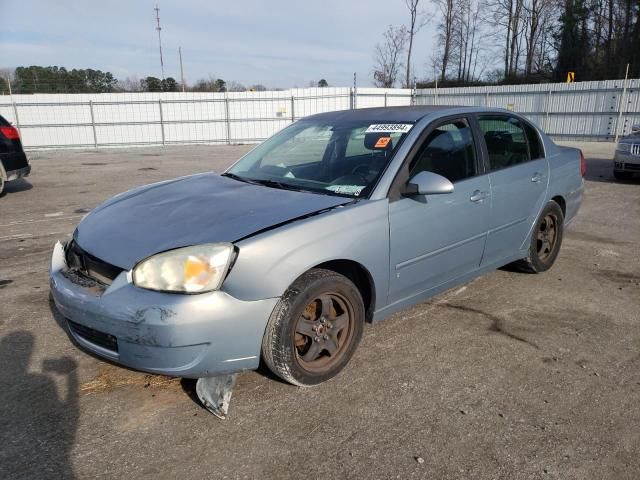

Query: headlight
[616,143,631,153]
[132,243,234,293]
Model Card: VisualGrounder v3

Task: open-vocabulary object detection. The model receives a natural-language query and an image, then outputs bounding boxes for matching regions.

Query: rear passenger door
[477,115,549,266]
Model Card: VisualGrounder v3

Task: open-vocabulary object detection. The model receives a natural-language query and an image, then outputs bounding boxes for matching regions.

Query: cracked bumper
[49,241,278,378]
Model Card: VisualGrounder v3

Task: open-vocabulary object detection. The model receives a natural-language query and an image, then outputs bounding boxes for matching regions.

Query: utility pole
[154,5,165,81]
[179,47,185,92]
[615,63,630,143]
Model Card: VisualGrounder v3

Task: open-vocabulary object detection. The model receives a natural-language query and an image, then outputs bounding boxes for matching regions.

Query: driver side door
[387,117,491,306]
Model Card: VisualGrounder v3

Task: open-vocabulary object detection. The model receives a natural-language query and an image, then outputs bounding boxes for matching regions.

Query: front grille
[65,240,123,285]
[68,319,119,353]
[631,144,640,157]
[623,162,640,171]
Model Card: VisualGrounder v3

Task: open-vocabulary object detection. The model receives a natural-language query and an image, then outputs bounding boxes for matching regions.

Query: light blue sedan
[50,106,584,417]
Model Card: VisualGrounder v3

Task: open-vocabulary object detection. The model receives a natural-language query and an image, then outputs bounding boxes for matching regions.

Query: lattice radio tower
[154,5,165,80]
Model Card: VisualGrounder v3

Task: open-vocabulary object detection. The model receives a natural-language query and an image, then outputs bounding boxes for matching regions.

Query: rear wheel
[517,201,564,273]
[614,170,633,180]
[0,176,5,197]
[262,268,364,387]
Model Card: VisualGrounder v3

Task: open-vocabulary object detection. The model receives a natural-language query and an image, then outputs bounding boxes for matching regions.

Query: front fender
[222,200,390,312]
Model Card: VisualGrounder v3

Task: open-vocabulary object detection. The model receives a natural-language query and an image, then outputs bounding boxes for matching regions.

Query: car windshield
[224,118,414,198]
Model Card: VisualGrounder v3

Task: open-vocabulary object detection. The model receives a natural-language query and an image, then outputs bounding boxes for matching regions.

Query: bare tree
[484,0,526,78]
[227,80,246,92]
[404,0,431,87]
[373,25,409,87]
[522,0,556,75]
[116,76,143,92]
[432,0,456,81]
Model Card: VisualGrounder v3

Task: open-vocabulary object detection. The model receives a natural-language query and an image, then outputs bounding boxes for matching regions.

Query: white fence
[416,79,640,141]
[0,80,638,150]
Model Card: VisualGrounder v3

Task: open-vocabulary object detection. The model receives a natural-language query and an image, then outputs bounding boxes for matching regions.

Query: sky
[0,0,438,88]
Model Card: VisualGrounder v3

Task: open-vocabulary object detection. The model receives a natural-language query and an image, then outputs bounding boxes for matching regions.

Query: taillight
[0,125,20,140]
[579,150,586,177]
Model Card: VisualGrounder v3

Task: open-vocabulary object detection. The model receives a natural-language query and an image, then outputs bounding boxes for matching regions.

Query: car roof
[304,105,513,123]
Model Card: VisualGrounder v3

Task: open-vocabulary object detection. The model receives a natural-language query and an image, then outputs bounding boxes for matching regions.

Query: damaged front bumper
[49,241,278,378]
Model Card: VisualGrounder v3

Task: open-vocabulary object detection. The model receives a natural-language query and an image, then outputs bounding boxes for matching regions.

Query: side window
[478,115,532,170]
[409,119,477,183]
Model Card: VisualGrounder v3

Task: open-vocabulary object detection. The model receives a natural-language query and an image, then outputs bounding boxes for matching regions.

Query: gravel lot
[1,142,639,480]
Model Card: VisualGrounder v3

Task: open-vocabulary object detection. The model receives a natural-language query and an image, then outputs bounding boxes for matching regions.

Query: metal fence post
[384,92,388,107]
[224,96,231,145]
[290,95,295,122]
[11,97,21,137]
[89,100,98,148]
[485,91,490,106]
[545,90,552,133]
[158,99,165,145]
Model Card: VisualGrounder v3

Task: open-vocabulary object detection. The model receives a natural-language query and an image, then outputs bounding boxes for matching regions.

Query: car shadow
[1,178,33,196]
[0,330,79,479]
[584,157,640,184]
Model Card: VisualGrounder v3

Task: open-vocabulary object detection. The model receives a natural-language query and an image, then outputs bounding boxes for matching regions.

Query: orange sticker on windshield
[374,136,391,148]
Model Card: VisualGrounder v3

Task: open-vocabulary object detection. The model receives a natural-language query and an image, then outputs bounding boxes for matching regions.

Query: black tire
[614,170,633,180]
[517,201,564,273]
[0,176,5,197]
[262,268,365,387]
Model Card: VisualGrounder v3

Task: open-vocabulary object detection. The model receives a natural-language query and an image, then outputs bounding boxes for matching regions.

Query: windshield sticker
[365,123,413,134]
[374,136,391,148]
[326,185,365,196]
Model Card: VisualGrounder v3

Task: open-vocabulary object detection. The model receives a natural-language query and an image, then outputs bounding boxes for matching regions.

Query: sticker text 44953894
[365,124,413,134]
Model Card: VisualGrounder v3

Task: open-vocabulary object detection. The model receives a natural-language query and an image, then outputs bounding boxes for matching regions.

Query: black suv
[0,114,31,196]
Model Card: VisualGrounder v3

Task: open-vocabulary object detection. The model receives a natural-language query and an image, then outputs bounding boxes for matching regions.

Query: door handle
[531,172,544,183]
[470,190,488,202]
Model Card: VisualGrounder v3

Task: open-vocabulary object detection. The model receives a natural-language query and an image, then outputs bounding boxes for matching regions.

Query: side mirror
[403,171,454,196]
[632,124,640,133]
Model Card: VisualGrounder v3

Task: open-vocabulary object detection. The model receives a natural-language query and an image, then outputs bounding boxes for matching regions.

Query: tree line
[373,0,640,87]
[0,66,332,95]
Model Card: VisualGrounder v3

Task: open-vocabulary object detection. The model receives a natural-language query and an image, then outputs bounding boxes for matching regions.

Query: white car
[614,124,640,180]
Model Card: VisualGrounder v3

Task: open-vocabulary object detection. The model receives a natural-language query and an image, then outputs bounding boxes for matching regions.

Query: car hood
[75,173,352,269]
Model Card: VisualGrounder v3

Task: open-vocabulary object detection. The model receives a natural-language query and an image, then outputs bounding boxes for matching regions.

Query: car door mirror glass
[405,171,454,196]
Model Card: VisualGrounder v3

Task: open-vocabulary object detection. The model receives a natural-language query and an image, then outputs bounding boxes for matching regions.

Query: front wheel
[262,268,365,387]
[517,201,564,273]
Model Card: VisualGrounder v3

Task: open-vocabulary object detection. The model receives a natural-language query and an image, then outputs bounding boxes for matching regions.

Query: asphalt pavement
[1,142,639,479]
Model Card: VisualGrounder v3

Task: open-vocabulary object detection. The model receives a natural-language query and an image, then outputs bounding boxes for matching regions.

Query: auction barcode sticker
[365,123,413,133]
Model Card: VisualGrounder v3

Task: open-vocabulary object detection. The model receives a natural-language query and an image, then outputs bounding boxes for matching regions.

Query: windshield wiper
[221,172,260,185]
[249,179,305,192]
